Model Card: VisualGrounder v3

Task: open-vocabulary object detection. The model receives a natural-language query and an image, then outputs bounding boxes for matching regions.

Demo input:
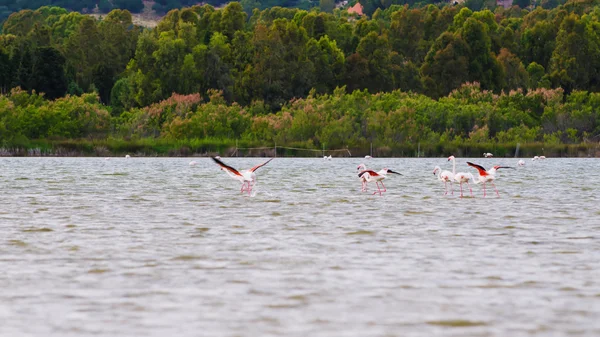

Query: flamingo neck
[451,158,456,175]
[433,166,442,180]
[469,172,480,184]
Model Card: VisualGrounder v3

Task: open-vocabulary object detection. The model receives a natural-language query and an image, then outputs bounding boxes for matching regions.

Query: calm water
[1,157,599,337]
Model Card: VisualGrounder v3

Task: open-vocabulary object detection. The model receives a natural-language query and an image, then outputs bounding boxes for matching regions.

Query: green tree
[497,48,528,92]
[461,17,503,91]
[421,32,470,98]
[548,13,600,93]
[31,46,67,99]
[64,16,103,91]
[319,0,334,13]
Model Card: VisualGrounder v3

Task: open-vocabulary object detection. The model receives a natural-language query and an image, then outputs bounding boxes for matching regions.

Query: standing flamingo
[357,164,369,192]
[433,165,454,195]
[467,162,512,197]
[453,171,476,198]
[211,157,273,195]
[358,168,401,196]
[447,155,475,197]
[518,159,525,166]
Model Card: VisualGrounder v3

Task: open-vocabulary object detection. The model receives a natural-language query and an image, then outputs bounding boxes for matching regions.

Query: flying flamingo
[357,168,401,196]
[467,162,513,197]
[211,157,273,195]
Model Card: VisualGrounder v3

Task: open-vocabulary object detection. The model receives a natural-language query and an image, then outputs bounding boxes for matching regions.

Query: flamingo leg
[450,182,454,195]
[380,181,387,193]
[241,182,247,193]
[444,181,448,195]
[459,182,464,198]
[483,182,487,197]
[372,182,382,196]
[467,182,473,197]
[492,182,499,197]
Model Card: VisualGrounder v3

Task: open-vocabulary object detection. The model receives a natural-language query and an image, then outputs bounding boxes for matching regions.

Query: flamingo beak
[388,170,402,175]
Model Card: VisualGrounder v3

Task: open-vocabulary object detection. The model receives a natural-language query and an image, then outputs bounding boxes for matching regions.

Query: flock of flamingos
[208,153,547,198]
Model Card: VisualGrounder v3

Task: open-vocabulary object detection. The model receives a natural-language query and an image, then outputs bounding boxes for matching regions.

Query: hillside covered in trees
[1,1,600,156]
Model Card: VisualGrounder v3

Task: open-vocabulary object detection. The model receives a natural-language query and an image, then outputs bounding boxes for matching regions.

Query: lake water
[1,157,599,336]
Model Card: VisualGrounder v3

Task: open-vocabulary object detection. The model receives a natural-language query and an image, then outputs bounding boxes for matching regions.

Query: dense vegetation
[0,0,318,25]
[1,2,600,156]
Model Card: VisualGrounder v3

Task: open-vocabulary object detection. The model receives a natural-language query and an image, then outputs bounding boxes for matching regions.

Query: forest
[1,1,600,157]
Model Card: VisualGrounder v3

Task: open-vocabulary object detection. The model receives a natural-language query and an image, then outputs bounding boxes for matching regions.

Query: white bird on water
[483,152,494,158]
[433,166,454,195]
[467,161,513,197]
[357,163,369,192]
[189,161,198,166]
[433,155,456,195]
[357,167,401,196]
[211,157,273,195]
[449,156,475,198]
[518,159,525,166]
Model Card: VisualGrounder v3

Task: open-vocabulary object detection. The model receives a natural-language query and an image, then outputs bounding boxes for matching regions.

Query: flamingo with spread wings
[467,162,512,197]
[357,168,401,196]
[211,157,273,195]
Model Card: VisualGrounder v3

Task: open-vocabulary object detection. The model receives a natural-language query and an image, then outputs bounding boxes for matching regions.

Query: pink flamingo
[432,155,457,195]
[357,163,369,192]
[211,157,273,195]
[467,162,513,197]
[358,168,401,196]
[453,171,476,198]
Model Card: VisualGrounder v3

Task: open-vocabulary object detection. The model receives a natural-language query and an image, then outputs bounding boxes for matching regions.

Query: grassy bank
[2,138,599,158]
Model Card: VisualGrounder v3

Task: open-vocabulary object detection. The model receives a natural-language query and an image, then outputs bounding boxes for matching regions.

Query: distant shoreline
[1,140,599,158]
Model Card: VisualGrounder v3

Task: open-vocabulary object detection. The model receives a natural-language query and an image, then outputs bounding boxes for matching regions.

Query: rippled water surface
[1,157,599,336]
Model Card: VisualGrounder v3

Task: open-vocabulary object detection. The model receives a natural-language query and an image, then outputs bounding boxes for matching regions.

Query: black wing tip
[211,156,225,164]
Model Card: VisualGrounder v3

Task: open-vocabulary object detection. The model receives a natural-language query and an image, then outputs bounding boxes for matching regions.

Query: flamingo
[357,168,401,196]
[211,157,273,195]
[532,156,539,161]
[483,152,494,158]
[189,161,198,166]
[447,155,475,197]
[453,171,476,198]
[125,154,131,158]
[357,164,370,192]
[365,155,372,159]
[433,165,454,195]
[518,159,525,166]
[467,162,512,197]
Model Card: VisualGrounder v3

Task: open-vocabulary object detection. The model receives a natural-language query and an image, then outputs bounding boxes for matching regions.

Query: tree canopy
[1,1,600,154]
